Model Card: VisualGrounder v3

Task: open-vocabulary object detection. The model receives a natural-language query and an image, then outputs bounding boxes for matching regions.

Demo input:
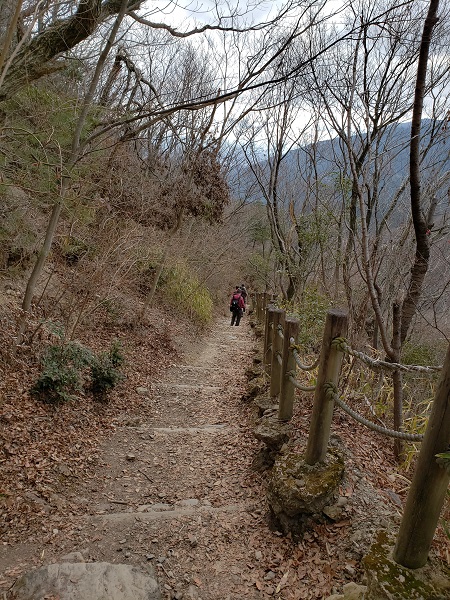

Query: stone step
[155,383,222,392]
[90,503,248,523]
[177,364,217,370]
[151,424,232,434]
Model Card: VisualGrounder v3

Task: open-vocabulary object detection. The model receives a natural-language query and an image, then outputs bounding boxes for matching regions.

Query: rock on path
[11,561,160,600]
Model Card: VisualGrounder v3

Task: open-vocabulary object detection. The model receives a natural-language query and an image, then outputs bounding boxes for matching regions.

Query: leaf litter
[1,309,449,599]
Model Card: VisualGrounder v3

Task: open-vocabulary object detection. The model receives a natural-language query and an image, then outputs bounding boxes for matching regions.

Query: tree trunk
[0,0,23,75]
[0,0,138,102]
[372,283,382,350]
[391,302,403,460]
[17,199,63,343]
[16,0,129,343]
[400,0,440,345]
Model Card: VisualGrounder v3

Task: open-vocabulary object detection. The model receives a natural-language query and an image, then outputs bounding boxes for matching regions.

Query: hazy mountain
[233,120,450,223]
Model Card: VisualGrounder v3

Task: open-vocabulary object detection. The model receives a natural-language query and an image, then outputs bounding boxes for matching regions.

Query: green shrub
[31,340,124,404]
[90,341,124,401]
[31,342,93,403]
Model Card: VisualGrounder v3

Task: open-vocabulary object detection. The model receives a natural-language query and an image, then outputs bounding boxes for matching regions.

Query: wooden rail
[251,291,450,570]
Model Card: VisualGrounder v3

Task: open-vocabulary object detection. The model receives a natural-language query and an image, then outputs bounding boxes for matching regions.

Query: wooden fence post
[278,317,300,421]
[264,305,276,375]
[393,343,450,569]
[305,308,348,465]
[262,292,269,324]
[256,293,262,322]
[270,308,285,398]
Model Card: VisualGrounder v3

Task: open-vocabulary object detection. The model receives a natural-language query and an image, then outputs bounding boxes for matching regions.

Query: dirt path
[2,316,276,599]
[72,315,268,600]
[1,313,425,599]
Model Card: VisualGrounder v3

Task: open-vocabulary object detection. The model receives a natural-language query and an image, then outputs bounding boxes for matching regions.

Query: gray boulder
[253,414,291,450]
[10,562,161,600]
[267,448,345,537]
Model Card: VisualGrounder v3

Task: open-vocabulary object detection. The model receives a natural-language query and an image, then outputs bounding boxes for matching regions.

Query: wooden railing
[251,292,450,569]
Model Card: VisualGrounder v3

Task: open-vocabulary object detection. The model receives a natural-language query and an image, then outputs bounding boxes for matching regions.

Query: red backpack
[230,293,241,311]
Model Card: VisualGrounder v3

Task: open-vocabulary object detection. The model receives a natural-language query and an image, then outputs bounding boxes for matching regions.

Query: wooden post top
[327,308,348,319]
[284,316,299,325]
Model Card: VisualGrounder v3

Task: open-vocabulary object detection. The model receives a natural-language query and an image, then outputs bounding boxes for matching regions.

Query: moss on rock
[363,531,450,599]
[267,448,345,537]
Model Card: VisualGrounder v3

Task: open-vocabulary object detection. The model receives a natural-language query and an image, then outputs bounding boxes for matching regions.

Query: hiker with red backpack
[229,286,246,326]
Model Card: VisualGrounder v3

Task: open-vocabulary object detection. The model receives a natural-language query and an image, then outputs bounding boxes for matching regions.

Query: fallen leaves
[0,312,178,547]
[3,315,448,600]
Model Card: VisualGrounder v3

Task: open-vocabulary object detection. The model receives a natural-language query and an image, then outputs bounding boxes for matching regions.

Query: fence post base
[363,531,448,598]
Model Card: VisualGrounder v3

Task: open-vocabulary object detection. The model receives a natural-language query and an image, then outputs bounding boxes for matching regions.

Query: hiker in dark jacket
[239,284,248,305]
[230,286,245,326]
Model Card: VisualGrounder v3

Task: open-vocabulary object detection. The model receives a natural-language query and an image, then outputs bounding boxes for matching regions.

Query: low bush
[90,341,124,401]
[31,340,124,404]
[31,342,93,403]
[164,262,213,325]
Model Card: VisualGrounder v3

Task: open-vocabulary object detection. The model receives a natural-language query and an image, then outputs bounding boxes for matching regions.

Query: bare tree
[0,0,339,105]
[301,0,449,456]
[240,74,319,301]
[17,0,130,343]
[401,0,441,344]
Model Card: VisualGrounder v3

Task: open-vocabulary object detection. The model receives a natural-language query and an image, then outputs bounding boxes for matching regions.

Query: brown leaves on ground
[1,312,449,599]
[0,308,178,543]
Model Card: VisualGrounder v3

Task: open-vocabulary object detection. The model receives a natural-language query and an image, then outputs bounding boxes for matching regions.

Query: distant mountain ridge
[233,119,450,220]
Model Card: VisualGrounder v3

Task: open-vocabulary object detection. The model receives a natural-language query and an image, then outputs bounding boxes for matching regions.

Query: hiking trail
[1,314,407,600]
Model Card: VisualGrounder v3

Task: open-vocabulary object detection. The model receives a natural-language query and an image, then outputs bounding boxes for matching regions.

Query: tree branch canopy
[0,0,337,105]
[0,0,142,101]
